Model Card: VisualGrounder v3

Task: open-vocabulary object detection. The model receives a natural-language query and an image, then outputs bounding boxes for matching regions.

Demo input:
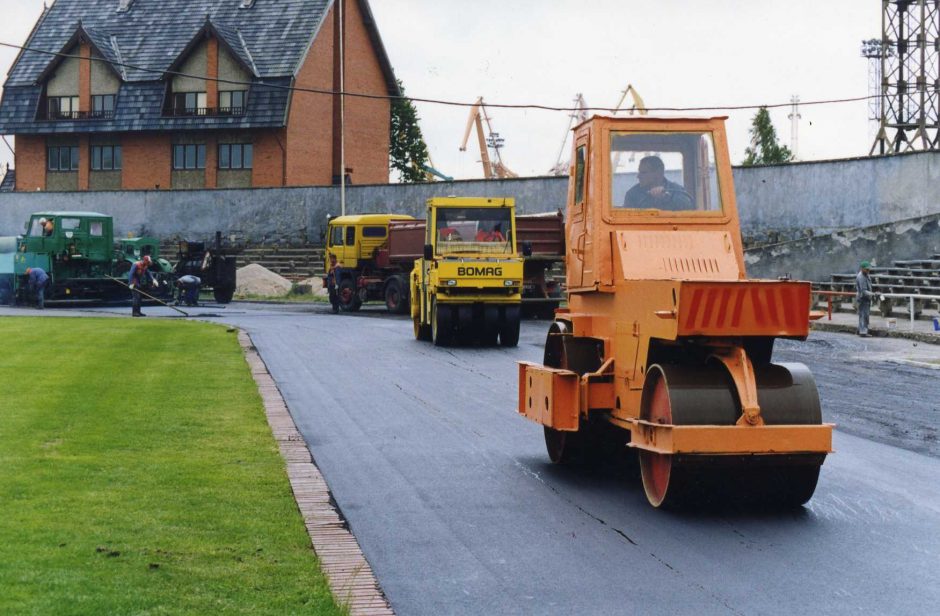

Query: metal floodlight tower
[861,38,892,125]
[870,0,940,155]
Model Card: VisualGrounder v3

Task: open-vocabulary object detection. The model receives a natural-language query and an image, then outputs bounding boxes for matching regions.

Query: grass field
[0,318,342,615]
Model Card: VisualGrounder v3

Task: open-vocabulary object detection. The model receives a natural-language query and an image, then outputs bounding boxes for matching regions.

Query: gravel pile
[299,276,328,296]
[235,264,293,297]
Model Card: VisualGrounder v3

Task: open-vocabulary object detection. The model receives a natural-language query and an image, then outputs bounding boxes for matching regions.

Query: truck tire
[385,276,409,314]
[213,284,235,304]
[499,305,521,347]
[338,278,362,312]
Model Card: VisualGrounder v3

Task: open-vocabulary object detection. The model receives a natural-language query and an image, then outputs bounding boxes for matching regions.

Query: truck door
[328,224,345,265]
[567,136,593,288]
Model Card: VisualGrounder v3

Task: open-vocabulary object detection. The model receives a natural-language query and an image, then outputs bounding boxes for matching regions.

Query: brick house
[0,0,399,191]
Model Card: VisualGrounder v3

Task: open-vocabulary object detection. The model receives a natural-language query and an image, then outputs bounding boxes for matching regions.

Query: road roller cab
[411,197,524,346]
[518,116,832,509]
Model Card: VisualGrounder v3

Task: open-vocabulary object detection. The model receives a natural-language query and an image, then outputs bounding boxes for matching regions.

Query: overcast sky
[0,1,882,179]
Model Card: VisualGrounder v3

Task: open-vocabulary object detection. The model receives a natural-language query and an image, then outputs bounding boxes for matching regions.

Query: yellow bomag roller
[517,116,833,509]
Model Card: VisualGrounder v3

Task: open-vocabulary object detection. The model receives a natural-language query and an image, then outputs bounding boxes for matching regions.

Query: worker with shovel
[128,255,155,317]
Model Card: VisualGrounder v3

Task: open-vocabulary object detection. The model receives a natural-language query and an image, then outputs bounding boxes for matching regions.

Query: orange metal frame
[518,116,832,458]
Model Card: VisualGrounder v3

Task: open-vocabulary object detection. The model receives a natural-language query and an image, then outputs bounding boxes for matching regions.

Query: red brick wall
[207,37,219,109]
[253,129,287,187]
[79,42,91,113]
[14,135,46,191]
[123,133,171,190]
[205,134,218,188]
[340,0,391,185]
[285,7,335,186]
[77,135,89,190]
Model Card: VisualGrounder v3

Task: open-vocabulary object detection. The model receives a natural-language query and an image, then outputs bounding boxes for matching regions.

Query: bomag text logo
[458,266,502,277]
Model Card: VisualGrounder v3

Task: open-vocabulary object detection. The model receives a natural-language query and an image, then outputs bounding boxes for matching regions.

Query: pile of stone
[235,264,293,297]
[298,276,329,297]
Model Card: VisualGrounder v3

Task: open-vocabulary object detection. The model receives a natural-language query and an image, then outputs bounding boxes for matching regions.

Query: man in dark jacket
[25,267,50,309]
[623,155,694,210]
[128,255,154,317]
[856,260,874,337]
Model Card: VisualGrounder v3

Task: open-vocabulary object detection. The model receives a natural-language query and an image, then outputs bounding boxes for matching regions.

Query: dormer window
[171,92,207,116]
[48,96,80,120]
[219,90,246,115]
[91,94,115,119]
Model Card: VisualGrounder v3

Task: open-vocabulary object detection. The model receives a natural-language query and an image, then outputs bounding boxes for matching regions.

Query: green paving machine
[8,211,174,304]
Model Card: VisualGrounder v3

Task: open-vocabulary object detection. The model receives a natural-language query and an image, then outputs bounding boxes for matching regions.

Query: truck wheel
[499,305,521,347]
[338,279,362,312]
[432,300,452,346]
[213,284,235,304]
[385,277,408,314]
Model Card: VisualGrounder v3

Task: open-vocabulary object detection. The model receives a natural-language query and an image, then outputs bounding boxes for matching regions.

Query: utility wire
[0,39,881,113]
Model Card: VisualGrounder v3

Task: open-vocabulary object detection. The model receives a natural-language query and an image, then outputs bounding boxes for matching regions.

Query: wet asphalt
[3,302,939,615]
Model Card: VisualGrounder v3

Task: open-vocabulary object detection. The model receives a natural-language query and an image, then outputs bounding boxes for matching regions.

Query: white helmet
[38,217,47,225]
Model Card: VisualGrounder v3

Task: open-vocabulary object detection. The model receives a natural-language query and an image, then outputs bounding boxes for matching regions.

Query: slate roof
[0,168,14,192]
[0,0,398,135]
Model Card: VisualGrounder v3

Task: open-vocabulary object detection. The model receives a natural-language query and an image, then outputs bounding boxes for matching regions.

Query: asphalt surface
[3,302,939,615]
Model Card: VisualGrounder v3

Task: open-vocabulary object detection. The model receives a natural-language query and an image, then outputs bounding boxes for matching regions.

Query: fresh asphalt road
[4,303,939,614]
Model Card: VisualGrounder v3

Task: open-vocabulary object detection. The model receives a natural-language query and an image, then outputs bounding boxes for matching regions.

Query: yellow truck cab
[325,213,414,311]
[411,197,524,346]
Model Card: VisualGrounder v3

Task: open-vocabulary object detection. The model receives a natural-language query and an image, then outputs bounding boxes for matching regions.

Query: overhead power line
[0,39,880,114]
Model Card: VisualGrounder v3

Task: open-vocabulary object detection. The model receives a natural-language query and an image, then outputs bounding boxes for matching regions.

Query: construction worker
[326,253,340,314]
[128,255,154,317]
[42,217,54,237]
[175,274,201,306]
[475,223,505,242]
[24,266,50,309]
[856,260,874,337]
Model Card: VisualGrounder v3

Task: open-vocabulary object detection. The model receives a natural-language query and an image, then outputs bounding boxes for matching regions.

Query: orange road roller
[518,116,832,509]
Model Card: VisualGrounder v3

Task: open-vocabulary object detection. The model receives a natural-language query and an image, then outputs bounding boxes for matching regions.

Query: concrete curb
[237,330,394,616]
[811,321,940,345]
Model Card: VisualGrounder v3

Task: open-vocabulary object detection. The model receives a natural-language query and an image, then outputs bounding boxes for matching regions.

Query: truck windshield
[436,207,512,254]
[610,131,722,214]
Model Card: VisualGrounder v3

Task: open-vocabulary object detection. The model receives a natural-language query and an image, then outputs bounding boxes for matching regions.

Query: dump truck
[517,116,832,509]
[9,211,174,303]
[325,213,417,312]
[325,207,565,316]
[411,197,523,346]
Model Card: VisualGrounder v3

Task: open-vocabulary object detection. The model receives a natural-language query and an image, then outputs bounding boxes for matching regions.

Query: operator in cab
[623,155,693,210]
[475,223,505,242]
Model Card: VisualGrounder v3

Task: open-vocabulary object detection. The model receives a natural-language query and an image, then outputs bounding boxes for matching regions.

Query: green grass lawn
[0,318,343,615]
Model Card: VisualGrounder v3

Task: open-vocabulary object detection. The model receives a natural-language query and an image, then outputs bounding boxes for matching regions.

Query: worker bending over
[128,255,154,317]
[24,266,50,309]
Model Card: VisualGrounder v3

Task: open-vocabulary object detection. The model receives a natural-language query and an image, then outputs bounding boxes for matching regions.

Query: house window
[172,144,206,170]
[48,96,79,120]
[91,145,122,171]
[172,92,207,115]
[91,95,115,118]
[219,90,246,114]
[218,143,253,170]
[47,146,79,171]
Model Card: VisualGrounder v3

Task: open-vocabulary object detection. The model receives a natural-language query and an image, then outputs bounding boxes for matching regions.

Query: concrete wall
[3,151,940,246]
[734,151,940,243]
[745,213,940,281]
[0,176,568,243]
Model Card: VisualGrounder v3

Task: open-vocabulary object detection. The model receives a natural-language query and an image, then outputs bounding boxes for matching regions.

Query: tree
[389,80,430,183]
[742,107,793,166]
